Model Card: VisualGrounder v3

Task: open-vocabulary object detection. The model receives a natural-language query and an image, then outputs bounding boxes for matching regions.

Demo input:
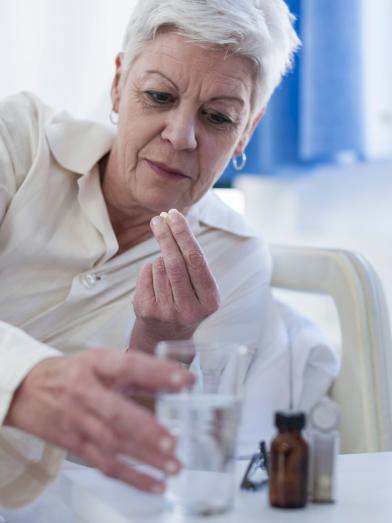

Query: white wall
[361,0,392,158]
[0,0,137,121]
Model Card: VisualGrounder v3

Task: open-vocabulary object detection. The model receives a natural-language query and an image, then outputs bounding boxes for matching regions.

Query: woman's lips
[146,160,189,180]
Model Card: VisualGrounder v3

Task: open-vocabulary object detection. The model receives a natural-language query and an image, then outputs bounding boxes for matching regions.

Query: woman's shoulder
[194,190,272,274]
[0,92,51,177]
[195,191,267,248]
[195,190,258,238]
[0,91,47,128]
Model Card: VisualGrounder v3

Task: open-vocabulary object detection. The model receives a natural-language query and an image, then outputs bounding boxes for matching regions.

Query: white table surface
[1,452,391,523]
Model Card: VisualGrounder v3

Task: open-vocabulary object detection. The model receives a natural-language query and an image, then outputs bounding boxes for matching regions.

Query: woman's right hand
[130,209,220,353]
[4,348,194,494]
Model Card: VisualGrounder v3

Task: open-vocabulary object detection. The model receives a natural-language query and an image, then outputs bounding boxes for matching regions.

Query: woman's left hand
[130,209,220,353]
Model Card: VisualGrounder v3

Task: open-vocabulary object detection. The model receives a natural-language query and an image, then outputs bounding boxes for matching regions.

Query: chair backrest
[270,244,392,453]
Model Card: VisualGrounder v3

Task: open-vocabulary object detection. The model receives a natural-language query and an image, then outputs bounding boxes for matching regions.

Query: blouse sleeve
[0,94,66,509]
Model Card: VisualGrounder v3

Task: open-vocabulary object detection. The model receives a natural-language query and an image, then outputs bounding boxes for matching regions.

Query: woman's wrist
[128,320,162,354]
[128,319,194,354]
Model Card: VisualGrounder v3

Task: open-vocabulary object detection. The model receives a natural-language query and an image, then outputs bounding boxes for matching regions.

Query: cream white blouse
[0,93,339,508]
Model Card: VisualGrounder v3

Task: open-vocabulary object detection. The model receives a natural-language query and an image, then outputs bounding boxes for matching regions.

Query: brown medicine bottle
[269,411,309,509]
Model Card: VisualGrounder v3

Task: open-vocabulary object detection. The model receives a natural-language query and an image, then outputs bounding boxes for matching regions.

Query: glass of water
[155,340,250,516]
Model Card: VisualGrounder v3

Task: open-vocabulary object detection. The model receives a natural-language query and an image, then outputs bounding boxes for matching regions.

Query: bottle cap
[275,410,306,432]
[309,398,340,431]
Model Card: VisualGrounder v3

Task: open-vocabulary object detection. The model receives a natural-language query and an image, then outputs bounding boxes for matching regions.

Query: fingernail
[159,436,174,453]
[160,211,168,220]
[151,216,163,228]
[151,483,165,495]
[169,371,183,385]
[167,208,179,223]
[165,460,179,474]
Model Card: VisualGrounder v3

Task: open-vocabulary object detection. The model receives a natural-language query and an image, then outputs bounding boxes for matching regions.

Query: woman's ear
[234,107,265,156]
[111,52,124,113]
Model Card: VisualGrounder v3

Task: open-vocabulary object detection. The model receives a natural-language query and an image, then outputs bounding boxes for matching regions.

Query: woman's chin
[137,195,184,214]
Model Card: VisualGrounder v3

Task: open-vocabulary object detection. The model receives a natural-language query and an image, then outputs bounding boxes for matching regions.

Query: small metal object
[109,109,118,125]
[240,441,269,491]
[232,151,247,171]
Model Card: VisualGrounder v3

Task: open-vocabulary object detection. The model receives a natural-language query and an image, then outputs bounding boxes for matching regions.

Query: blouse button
[79,273,99,289]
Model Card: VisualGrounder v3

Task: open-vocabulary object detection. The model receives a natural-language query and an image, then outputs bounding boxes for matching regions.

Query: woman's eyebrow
[209,96,245,107]
[141,71,245,107]
[141,70,178,90]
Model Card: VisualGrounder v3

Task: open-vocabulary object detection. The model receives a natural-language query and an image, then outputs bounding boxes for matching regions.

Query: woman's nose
[161,109,198,151]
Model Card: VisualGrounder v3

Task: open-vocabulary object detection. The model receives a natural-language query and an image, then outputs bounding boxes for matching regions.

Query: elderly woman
[0,0,338,509]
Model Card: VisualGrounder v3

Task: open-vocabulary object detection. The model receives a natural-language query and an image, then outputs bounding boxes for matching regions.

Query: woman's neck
[99,152,155,255]
[106,201,154,254]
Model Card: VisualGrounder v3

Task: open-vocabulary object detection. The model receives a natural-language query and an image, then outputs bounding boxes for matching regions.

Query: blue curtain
[218,0,365,185]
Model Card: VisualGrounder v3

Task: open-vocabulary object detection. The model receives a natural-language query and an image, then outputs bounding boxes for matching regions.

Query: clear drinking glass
[155,340,249,516]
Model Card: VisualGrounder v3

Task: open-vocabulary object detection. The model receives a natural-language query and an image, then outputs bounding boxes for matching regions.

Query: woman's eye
[145,90,174,105]
[205,111,233,126]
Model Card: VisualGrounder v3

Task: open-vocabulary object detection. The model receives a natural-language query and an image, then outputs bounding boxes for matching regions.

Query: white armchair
[270,244,392,453]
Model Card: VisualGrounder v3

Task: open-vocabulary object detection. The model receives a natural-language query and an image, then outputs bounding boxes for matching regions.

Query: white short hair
[121,0,300,111]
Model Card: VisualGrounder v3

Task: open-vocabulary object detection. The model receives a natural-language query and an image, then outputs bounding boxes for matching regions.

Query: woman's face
[109,31,258,214]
